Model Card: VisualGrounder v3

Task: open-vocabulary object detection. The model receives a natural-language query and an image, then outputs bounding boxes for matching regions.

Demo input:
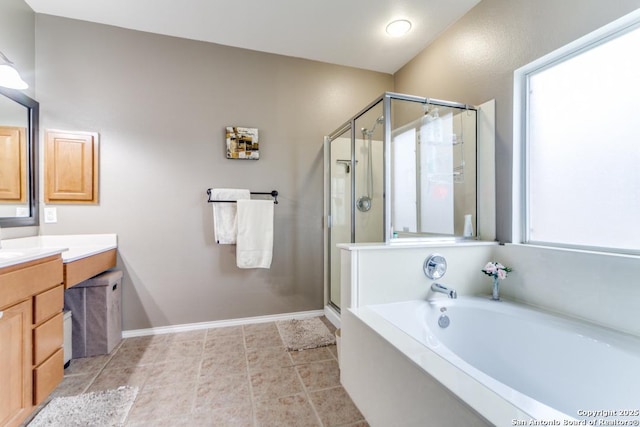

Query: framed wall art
[226,126,259,160]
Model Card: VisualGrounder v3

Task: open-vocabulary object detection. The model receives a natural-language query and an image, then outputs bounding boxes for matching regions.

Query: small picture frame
[226,126,259,160]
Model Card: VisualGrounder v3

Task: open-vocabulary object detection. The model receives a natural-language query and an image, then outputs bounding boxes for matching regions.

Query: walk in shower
[325,92,478,311]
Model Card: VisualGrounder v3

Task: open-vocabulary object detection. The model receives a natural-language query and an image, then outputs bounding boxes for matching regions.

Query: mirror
[0,87,38,227]
[423,253,447,280]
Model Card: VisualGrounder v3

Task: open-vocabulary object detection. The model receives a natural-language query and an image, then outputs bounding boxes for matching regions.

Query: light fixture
[0,51,28,90]
[386,19,412,37]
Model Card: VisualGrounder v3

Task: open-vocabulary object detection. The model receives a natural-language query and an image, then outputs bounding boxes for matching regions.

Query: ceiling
[24,0,480,74]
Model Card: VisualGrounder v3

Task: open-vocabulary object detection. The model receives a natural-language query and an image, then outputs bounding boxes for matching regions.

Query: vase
[491,276,500,301]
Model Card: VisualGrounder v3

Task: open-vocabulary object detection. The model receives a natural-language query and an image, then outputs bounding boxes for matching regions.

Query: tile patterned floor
[34,318,367,427]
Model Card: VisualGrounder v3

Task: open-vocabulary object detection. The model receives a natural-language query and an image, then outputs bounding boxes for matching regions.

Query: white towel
[211,188,251,244]
[236,199,274,269]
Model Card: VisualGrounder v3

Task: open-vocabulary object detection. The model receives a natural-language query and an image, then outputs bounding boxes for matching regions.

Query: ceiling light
[386,19,412,37]
[0,51,28,90]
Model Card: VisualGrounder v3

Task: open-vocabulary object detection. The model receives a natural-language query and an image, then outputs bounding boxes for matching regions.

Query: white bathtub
[367,297,640,423]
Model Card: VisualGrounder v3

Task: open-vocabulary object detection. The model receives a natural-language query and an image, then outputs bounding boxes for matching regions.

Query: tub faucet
[431,282,457,299]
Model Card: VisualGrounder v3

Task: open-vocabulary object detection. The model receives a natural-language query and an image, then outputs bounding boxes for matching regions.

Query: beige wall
[393,0,640,242]
[0,0,35,97]
[35,15,392,329]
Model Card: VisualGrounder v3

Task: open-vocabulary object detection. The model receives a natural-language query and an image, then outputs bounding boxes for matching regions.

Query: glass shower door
[328,127,352,310]
[354,102,385,244]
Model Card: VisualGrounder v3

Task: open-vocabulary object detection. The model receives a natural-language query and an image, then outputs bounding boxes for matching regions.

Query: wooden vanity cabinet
[0,300,31,427]
[64,248,117,289]
[0,255,64,427]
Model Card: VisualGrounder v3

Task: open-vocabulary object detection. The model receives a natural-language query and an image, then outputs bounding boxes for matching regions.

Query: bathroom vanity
[0,252,64,427]
[0,234,116,427]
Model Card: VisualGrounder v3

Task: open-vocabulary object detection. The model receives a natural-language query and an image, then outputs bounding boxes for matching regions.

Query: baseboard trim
[122,309,325,338]
[324,304,341,329]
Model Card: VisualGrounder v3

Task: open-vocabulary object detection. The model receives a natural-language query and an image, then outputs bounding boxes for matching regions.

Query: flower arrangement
[482,262,512,301]
[482,262,512,280]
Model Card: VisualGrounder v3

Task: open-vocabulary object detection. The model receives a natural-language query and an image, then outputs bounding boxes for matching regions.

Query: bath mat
[276,317,336,351]
[28,386,138,427]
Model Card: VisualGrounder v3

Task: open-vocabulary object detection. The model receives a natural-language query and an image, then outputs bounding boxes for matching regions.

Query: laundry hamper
[64,269,123,358]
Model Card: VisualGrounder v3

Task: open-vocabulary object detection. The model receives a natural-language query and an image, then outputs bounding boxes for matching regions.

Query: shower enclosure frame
[325,92,478,312]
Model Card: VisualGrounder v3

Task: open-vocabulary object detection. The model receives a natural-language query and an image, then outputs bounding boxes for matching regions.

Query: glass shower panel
[354,101,384,244]
[329,127,351,309]
[453,109,477,236]
[390,98,477,238]
[420,108,455,234]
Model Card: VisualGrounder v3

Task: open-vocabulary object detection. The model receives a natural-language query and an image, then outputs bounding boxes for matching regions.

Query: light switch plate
[15,207,29,217]
[44,207,57,223]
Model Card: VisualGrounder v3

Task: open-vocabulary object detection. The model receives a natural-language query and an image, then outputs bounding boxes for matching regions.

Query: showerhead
[424,105,439,120]
[362,115,385,136]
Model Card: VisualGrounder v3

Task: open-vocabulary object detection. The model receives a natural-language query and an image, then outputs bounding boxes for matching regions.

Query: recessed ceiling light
[386,19,412,37]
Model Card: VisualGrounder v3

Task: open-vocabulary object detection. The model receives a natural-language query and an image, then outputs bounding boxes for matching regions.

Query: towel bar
[207,189,278,204]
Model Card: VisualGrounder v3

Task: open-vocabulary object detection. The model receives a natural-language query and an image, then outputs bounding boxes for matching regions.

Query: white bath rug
[28,386,138,427]
[276,317,336,351]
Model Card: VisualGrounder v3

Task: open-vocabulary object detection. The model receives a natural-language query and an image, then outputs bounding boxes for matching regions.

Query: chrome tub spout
[431,282,457,299]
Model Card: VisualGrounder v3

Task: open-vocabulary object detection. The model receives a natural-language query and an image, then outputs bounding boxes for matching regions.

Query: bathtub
[358,297,640,424]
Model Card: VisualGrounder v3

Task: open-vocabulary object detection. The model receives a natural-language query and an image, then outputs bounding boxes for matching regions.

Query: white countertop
[0,234,117,268]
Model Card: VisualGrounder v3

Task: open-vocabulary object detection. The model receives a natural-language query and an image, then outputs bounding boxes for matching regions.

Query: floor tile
[156,340,204,362]
[206,325,244,338]
[64,354,111,376]
[247,346,293,371]
[243,322,278,335]
[192,404,254,426]
[205,334,246,354]
[105,346,160,368]
[50,374,94,398]
[119,334,170,349]
[327,344,339,360]
[289,347,333,365]
[244,330,284,349]
[126,416,196,427]
[250,367,304,400]
[195,374,252,410]
[309,386,366,426]
[296,359,341,391]
[340,421,370,427]
[126,381,197,423]
[200,351,248,377]
[45,316,367,426]
[87,365,151,392]
[254,393,320,427]
[143,359,200,387]
[163,329,206,343]
[319,317,337,334]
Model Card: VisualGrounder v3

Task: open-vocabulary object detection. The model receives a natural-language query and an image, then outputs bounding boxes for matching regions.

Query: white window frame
[513,9,640,255]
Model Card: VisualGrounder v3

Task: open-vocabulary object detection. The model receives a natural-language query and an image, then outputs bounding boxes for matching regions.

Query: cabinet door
[45,129,99,204]
[0,300,32,427]
[0,126,27,202]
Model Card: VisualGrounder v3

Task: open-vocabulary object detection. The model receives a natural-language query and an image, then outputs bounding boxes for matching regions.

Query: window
[514,10,640,254]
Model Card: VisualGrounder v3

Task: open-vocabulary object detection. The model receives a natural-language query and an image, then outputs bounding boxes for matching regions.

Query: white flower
[482,261,512,280]
[483,262,497,274]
